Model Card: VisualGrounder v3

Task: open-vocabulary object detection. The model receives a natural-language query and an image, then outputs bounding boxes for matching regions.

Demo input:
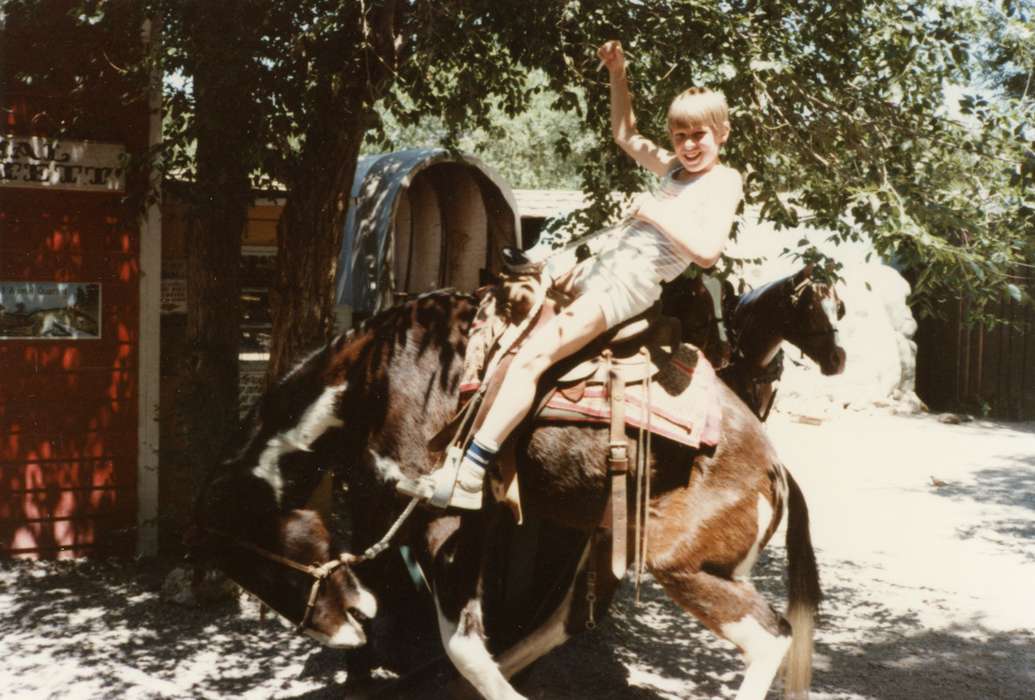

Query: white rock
[727,210,924,416]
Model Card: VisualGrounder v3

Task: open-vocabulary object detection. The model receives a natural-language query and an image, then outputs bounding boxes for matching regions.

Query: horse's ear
[795,263,815,283]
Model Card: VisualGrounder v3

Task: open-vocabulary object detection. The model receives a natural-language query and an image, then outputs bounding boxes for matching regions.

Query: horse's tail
[783,468,821,697]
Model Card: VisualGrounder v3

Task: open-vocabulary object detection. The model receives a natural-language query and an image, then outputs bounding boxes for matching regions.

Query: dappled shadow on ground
[517,548,1035,700]
[934,461,1035,513]
[0,558,354,699]
[929,462,1035,562]
[2,543,1034,698]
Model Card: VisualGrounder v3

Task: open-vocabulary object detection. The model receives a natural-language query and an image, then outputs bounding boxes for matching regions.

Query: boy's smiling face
[669,123,729,175]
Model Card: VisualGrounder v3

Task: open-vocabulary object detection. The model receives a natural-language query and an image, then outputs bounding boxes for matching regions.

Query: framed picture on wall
[0,281,101,339]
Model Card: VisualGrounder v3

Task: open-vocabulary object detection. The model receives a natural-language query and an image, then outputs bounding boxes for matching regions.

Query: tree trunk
[267,127,364,379]
[176,1,259,509]
[265,0,403,380]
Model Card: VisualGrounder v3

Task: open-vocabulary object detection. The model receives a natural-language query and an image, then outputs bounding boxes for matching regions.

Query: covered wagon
[335,148,520,327]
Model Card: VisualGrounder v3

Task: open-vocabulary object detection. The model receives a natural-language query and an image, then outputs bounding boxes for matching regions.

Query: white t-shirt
[620,163,743,282]
[541,163,743,285]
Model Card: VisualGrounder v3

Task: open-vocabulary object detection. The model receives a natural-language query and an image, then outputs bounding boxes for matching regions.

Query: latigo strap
[604,349,629,579]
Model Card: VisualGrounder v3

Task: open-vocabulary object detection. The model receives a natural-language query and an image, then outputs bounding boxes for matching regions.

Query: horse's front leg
[431,514,526,700]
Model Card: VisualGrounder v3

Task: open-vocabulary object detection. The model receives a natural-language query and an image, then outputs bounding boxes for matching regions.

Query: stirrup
[395,446,484,510]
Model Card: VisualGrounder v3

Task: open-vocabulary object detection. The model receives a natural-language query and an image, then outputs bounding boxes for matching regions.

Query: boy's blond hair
[667,87,729,133]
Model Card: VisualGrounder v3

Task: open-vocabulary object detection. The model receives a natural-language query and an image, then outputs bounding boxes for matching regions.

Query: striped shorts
[569,240,665,327]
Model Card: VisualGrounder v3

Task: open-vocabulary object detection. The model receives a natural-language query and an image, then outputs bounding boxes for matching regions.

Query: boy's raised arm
[599,40,676,178]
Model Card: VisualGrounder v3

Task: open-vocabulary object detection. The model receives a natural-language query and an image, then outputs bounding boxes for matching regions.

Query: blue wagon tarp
[336,148,519,315]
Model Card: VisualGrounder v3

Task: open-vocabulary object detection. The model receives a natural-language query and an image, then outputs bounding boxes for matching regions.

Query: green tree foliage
[982,1,1035,100]
[366,71,595,190]
[13,0,1032,361]
[491,2,1032,320]
[367,1,1032,321]
[970,1,1035,319]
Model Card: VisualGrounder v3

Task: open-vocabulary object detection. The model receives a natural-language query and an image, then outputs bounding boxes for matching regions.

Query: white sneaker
[396,446,489,510]
[419,446,485,510]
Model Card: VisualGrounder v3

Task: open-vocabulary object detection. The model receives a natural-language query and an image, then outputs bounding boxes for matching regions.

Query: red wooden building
[0,14,161,558]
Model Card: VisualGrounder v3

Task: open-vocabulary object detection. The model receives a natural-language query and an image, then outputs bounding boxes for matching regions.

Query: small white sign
[0,137,126,192]
[160,278,187,314]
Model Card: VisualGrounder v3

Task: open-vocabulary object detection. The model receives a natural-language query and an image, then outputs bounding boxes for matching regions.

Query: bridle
[197,495,420,633]
[202,527,357,633]
[786,279,842,343]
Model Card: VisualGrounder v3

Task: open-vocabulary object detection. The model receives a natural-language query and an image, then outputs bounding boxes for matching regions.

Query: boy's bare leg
[479,294,607,443]
[428,294,608,509]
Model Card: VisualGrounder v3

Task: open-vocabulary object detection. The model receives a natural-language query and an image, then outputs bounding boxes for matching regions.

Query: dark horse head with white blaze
[189,336,381,648]
[717,264,846,421]
[729,264,846,375]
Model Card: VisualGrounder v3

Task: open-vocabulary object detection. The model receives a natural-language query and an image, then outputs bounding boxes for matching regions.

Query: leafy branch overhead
[378,1,1034,320]
[12,0,1032,329]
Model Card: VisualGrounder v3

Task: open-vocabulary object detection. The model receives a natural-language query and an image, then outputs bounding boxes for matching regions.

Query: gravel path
[2,412,1033,699]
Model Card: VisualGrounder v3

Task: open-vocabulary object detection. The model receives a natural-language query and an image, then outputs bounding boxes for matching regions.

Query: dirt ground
[2,411,1033,699]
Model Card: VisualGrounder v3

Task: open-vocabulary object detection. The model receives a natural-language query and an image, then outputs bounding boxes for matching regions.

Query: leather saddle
[428,302,682,458]
[549,307,681,390]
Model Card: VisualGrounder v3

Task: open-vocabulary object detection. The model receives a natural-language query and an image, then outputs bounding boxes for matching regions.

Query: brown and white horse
[193,288,821,699]
[720,265,846,420]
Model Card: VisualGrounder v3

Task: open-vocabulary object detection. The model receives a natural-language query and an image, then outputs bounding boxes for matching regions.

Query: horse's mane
[734,274,792,314]
[353,290,477,337]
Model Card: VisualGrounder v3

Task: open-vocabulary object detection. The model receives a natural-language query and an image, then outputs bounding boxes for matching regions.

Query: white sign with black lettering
[0,137,126,192]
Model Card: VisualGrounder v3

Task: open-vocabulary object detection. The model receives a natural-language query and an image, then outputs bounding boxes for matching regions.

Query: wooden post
[956,298,964,401]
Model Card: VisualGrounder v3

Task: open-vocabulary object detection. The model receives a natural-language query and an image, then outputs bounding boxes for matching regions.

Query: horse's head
[189,342,377,648]
[661,274,733,368]
[786,265,846,376]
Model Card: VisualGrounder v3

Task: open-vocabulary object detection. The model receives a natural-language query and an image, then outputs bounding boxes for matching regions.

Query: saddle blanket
[461,345,722,449]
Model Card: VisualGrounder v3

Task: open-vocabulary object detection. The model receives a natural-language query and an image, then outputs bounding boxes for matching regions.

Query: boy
[430,40,744,509]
